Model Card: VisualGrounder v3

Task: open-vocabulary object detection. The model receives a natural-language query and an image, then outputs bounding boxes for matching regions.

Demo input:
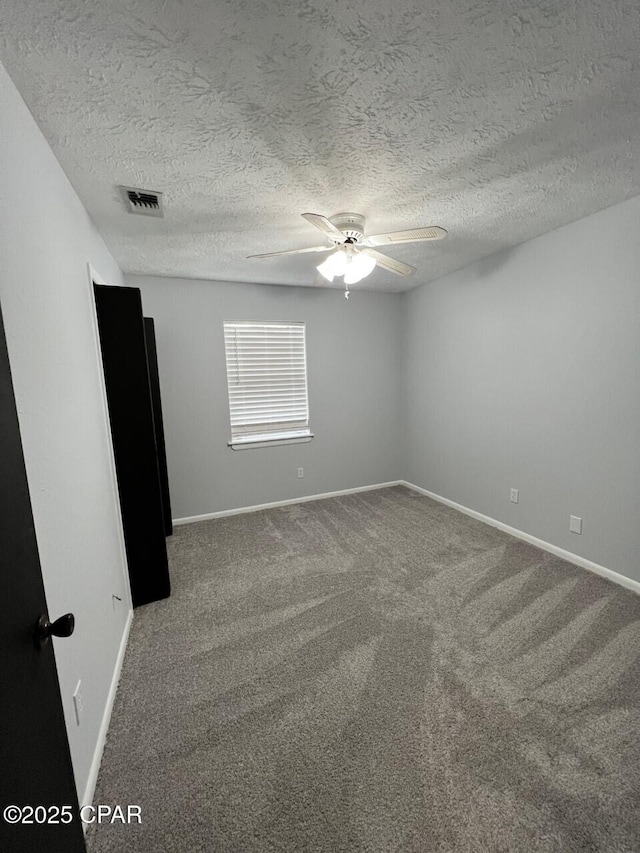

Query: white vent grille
[120,186,164,218]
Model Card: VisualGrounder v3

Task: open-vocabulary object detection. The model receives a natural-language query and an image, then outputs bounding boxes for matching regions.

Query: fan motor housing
[329,212,366,243]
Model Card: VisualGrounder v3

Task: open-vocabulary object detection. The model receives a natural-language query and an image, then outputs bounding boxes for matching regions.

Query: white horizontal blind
[223,321,310,443]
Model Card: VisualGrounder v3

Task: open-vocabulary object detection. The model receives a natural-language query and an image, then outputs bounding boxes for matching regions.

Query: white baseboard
[81,608,133,812]
[400,481,640,596]
[172,478,639,595]
[173,481,404,526]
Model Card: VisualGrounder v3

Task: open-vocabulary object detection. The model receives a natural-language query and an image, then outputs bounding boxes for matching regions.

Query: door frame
[86,263,132,615]
[80,264,134,812]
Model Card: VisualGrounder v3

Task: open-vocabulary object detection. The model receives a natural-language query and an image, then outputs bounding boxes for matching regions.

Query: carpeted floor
[88,485,640,853]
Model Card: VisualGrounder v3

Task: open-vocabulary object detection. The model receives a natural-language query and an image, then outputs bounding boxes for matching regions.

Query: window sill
[228,434,314,451]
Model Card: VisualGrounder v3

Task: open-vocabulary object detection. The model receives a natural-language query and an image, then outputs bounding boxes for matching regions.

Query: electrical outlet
[510,488,519,504]
[297,467,304,479]
[73,680,84,726]
[570,515,582,534]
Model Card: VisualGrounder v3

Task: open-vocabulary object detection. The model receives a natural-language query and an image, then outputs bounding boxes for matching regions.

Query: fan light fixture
[316,249,376,285]
[248,212,448,298]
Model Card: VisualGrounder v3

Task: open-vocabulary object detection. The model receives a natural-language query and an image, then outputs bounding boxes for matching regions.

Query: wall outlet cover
[570,515,582,534]
[510,488,519,503]
[297,467,304,479]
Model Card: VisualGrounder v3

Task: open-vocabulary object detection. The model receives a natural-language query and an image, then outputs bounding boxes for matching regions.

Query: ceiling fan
[248,212,447,294]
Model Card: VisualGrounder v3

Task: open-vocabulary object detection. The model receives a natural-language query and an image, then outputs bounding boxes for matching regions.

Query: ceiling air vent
[120,186,164,218]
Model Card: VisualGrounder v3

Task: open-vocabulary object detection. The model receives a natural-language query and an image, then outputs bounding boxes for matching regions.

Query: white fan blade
[301,212,345,242]
[360,247,415,276]
[247,245,332,259]
[365,226,447,246]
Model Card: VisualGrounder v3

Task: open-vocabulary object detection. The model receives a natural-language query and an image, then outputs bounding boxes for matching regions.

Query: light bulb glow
[355,252,377,277]
[344,252,377,284]
[343,264,362,285]
[317,249,348,281]
[316,259,334,282]
[317,248,376,284]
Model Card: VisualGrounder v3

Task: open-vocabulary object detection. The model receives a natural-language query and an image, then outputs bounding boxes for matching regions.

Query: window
[223,321,312,447]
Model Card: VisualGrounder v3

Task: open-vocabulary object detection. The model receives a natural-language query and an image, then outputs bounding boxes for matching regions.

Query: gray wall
[402,194,640,582]
[130,275,402,519]
[0,61,131,802]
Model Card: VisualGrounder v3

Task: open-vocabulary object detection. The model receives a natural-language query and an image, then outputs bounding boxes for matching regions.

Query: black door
[93,285,170,607]
[0,303,86,852]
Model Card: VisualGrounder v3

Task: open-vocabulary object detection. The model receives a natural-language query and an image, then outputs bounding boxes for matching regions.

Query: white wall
[0,61,131,803]
[129,275,402,519]
[402,194,640,583]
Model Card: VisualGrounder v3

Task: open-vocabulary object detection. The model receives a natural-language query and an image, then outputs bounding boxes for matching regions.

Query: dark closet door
[0,301,86,853]
[144,318,173,536]
[93,285,170,608]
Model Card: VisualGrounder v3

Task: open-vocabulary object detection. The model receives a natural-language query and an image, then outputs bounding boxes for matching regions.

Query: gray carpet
[88,486,640,852]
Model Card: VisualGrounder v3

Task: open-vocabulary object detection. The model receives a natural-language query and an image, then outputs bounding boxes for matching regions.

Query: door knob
[35,613,75,647]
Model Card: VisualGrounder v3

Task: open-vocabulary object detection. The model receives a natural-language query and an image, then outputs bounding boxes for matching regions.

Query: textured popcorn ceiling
[1,1,640,292]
